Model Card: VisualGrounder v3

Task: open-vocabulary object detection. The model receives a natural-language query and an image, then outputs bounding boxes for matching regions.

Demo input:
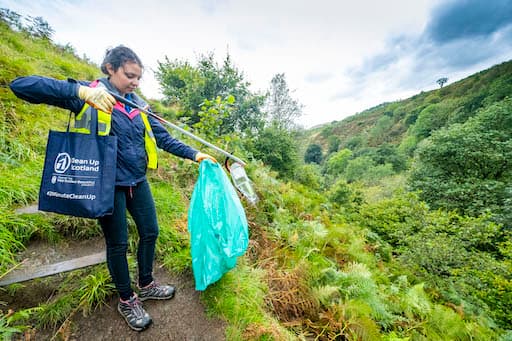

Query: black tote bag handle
[66,108,100,135]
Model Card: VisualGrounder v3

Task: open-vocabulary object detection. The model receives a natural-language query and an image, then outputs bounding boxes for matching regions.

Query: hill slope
[306,59,512,158]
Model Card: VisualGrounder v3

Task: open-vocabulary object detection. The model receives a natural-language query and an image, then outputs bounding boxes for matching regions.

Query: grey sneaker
[138,281,176,301]
[117,295,152,331]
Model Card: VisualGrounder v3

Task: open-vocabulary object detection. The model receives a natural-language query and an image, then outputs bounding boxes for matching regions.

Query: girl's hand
[195,152,217,163]
[78,86,116,113]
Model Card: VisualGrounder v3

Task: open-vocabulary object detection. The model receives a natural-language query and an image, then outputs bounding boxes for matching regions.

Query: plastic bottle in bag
[229,162,258,205]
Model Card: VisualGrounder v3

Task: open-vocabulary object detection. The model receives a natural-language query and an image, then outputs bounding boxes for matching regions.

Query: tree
[264,73,303,130]
[155,58,201,111]
[0,8,22,30]
[368,115,393,145]
[356,144,407,172]
[409,98,512,223]
[294,164,322,190]
[327,179,362,208]
[193,95,235,140]
[155,52,265,134]
[1,10,54,40]
[26,16,54,40]
[411,103,450,138]
[250,125,300,179]
[344,156,375,183]
[325,148,352,176]
[327,135,340,154]
[304,143,323,164]
[437,77,448,88]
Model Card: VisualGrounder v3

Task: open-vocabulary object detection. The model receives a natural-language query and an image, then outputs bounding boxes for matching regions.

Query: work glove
[195,152,217,163]
[78,85,116,113]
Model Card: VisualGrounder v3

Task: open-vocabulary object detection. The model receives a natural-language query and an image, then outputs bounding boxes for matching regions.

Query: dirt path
[70,266,226,341]
[1,237,226,340]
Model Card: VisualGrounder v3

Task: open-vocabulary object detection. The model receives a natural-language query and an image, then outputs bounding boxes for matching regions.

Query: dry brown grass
[245,221,276,267]
[266,264,319,323]
[242,322,290,341]
[173,215,189,235]
[304,303,382,341]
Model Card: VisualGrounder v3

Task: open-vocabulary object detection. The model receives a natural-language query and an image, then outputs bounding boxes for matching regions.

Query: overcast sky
[2,0,512,128]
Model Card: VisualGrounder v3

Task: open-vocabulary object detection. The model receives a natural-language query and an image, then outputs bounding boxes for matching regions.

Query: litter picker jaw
[224,158,258,205]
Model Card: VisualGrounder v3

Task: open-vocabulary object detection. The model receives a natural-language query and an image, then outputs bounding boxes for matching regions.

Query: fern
[401,283,432,320]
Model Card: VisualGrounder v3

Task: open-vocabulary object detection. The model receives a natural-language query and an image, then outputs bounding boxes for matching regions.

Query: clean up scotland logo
[54,152,71,174]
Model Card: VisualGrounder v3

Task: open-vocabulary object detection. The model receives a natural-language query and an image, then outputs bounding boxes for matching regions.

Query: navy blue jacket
[10,76,198,186]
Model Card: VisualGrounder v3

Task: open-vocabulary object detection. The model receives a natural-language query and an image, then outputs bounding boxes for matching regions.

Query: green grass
[0,306,42,340]
[202,261,294,340]
[0,212,48,273]
[0,162,41,209]
[78,268,116,315]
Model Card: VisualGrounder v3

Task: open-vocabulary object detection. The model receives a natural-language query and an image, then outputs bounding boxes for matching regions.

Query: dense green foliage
[304,143,322,164]
[410,99,512,225]
[301,51,512,335]
[1,10,512,340]
[155,53,266,134]
[248,125,300,179]
[358,192,512,328]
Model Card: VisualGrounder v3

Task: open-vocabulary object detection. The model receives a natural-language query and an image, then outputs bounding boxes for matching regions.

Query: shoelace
[126,297,146,318]
[141,281,159,291]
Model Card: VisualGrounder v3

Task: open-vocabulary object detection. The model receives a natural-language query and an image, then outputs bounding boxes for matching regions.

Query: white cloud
[1,0,510,128]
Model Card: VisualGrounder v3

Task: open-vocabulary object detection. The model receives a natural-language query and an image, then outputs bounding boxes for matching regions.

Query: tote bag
[38,110,117,218]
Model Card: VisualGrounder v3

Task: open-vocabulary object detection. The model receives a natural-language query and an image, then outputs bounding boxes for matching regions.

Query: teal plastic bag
[188,160,249,290]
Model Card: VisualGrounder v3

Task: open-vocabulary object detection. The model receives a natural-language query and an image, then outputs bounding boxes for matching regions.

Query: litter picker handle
[108,91,246,166]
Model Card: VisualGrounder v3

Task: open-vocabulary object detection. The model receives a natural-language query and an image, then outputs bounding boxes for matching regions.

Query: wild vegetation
[1,8,511,340]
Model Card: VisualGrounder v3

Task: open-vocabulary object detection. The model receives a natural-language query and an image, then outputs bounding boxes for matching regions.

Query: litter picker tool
[108,92,258,204]
[109,92,246,165]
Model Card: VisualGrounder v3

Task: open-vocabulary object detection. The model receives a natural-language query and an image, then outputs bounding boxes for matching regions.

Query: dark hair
[100,45,143,75]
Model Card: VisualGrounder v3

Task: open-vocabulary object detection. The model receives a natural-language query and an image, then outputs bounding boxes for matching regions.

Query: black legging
[99,180,159,300]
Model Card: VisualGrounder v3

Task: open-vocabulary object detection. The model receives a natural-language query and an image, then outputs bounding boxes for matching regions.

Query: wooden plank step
[15,204,40,214]
[0,252,106,286]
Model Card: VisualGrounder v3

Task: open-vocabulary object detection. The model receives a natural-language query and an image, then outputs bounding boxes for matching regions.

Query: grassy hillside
[307,59,512,158]
[1,14,512,340]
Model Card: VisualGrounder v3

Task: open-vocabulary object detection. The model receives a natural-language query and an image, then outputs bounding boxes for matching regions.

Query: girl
[10,45,215,331]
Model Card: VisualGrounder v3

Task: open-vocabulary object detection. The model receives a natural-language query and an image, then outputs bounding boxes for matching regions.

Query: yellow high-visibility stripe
[141,113,158,169]
[72,103,158,169]
[71,104,110,136]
